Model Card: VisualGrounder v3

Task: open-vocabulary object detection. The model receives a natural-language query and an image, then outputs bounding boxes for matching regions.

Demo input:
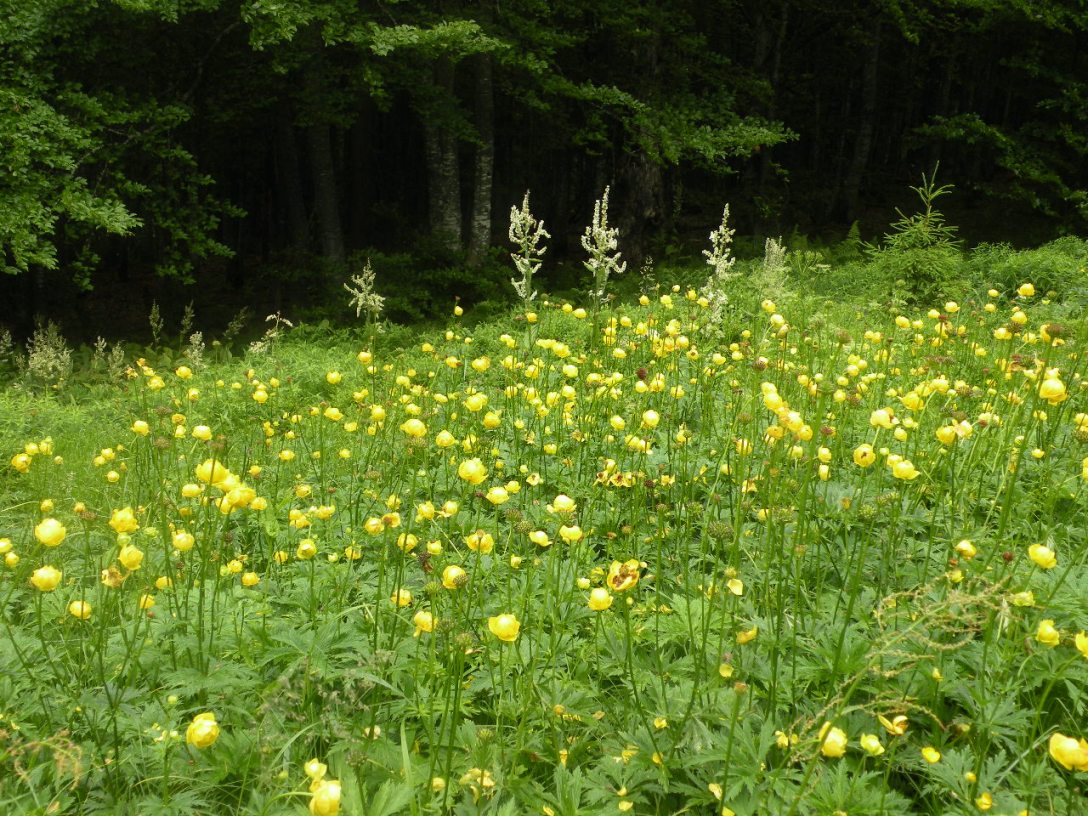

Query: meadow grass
[1,280,1088,815]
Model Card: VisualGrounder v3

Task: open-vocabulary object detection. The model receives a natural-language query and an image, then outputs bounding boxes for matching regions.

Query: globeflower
[457,457,487,485]
[1036,619,1060,647]
[34,518,67,547]
[488,613,521,642]
[1028,543,1057,569]
[859,734,884,756]
[1038,376,1067,405]
[853,444,876,468]
[891,459,920,481]
[607,559,640,592]
[109,507,139,534]
[30,565,62,591]
[588,587,613,611]
[465,530,495,554]
[818,723,847,758]
[186,712,220,749]
[1048,732,1088,771]
[68,600,92,620]
[310,779,341,816]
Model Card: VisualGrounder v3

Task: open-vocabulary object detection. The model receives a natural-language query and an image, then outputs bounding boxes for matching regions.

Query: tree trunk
[467,53,494,267]
[839,17,881,223]
[275,109,309,251]
[424,57,462,253]
[308,123,345,264]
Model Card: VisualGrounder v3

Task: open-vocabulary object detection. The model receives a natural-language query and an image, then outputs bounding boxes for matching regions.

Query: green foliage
[865,170,965,303]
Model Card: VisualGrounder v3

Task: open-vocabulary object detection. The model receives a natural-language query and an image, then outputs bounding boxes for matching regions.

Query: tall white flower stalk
[700,205,736,323]
[582,187,626,307]
[508,192,549,306]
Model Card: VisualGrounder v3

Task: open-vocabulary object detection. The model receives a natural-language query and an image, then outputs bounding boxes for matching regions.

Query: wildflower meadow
[3,204,1088,815]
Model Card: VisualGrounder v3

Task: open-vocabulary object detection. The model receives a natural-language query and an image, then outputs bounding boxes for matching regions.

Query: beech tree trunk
[424,57,462,253]
[275,110,309,251]
[467,53,494,267]
[308,123,345,264]
[839,17,881,223]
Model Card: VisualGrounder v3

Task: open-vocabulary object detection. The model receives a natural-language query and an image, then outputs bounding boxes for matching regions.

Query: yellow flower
[607,559,640,592]
[296,539,318,560]
[485,486,509,505]
[413,610,435,636]
[1049,732,1088,771]
[139,593,156,610]
[109,506,140,534]
[558,524,584,544]
[921,746,941,764]
[116,542,144,570]
[186,712,220,748]
[588,587,613,611]
[1038,377,1067,404]
[878,714,909,736]
[819,723,847,758]
[458,457,488,485]
[488,613,521,642]
[68,600,92,620]
[869,408,894,430]
[1035,619,1060,647]
[859,734,884,756]
[310,780,341,816]
[241,572,260,587]
[304,758,328,781]
[975,792,993,811]
[400,418,427,437]
[853,444,876,468]
[34,518,67,547]
[891,459,920,481]
[30,565,62,591]
[465,530,495,554]
[195,458,232,487]
[173,531,195,552]
[550,494,577,514]
[390,588,412,607]
[11,453,31,473]
[954,540,977,560]
[441,565,467,590]
[1028,543,1057,569]
[736,625,758,645]
[1075,632,1088,659]
[1017,282,1035,297]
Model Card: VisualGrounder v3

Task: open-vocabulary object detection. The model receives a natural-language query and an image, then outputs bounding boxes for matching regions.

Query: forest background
[3,0,1087,339]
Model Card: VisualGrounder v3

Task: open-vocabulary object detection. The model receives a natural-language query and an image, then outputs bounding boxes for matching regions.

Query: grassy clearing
[2,277,1088,815]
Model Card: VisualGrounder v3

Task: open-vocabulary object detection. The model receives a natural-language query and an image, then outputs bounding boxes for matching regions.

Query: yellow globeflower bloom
[607,559,640,592]
[310,779,342,816]
[186,712,220,749]
[1075,632,1088,659]
[441,565,467,590]
[818,723,847,758]
[68,600,92,620]
[853,444,876,468]
[588,587,613,611]
[891,459,920,481]
[1035,619,1060,647]
[390,588,412,607]
[296,539,318,560]
[736,625,758,645]
[173,531,195,552]
[241,571,260,587]
[457,457,488,485]
[34,518,67,547]
[400,418,427,438]
[859,734,884,756]
[488,613,521,642]
[558,524,584,544]
[1017,282,1035,297]
[413,610,435,637]
[550,494,577,514]
[921,746,941,764]
[1028,543,1057,569]
[118,544,144,570]
[1038,377,1067,404]
[465,530,495,554]
[30,565,62,592]
[485,486,509,505]
[109,507,140,534]
[1049,732,1088,771]
[878,714,909,736]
